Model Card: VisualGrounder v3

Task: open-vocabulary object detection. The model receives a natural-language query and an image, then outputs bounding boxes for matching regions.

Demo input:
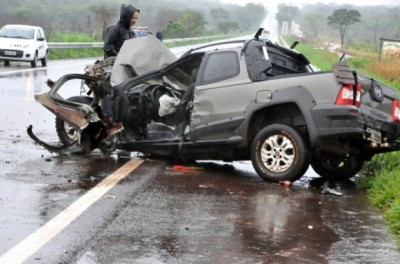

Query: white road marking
[0,159,143,264]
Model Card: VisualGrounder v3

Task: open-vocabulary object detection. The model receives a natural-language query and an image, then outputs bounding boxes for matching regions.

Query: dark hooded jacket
[103,4,139,58]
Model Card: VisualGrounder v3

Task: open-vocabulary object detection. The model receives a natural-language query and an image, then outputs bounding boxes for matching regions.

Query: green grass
[47,31,240,60]
[368,170,400,209]
[282,36,400,91]
[283,36,339,71]
[48,31,103,59]
[386,201,400,244]
[360,155,400,244]
[362,154,400,208]
[49,48,103,60]
[346,57,370,70]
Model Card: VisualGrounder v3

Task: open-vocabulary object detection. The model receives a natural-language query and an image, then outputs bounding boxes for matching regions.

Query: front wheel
[310,150,365,181]
[55,96,94,146]
[251,124,310,182]
[41,51,48,66]
[31,52,38,67]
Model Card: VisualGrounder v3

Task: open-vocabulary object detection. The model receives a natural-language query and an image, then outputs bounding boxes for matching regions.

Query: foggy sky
[219,0,400,7]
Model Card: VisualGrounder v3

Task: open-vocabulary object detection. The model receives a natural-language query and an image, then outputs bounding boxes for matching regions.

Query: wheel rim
[260,134,295,173]
[63,121,77,141]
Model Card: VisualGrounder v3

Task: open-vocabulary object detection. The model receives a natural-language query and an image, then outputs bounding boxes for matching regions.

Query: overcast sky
[219,0,399,8]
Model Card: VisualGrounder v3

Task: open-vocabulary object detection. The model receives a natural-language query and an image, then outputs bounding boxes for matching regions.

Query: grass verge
[47,32,240,60]
[283,36,339,71]
[359,153,400,244]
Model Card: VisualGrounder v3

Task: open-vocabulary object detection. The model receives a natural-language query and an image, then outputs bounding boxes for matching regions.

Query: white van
[0,24,48,67]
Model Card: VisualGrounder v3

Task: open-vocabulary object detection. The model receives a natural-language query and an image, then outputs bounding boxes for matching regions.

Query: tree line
[0,0,266,40]
[275,3,400,49]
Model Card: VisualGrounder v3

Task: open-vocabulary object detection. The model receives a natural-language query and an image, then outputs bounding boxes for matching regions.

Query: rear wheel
[251,124,310,182]
[310,150,365,181]
[55,96,94,146]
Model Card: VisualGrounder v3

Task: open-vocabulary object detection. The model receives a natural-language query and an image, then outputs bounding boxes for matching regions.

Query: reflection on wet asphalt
[0,153,125,254]
[77,160,400,264]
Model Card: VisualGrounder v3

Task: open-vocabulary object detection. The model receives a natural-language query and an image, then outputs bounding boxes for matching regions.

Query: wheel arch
[250,101,305,131]
[237,86,319,148]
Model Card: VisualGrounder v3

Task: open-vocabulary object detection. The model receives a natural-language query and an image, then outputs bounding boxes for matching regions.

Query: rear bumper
[311,104,362,137]
[310,104,400,142]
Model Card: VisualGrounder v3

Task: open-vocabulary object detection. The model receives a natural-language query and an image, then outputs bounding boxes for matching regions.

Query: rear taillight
[336,84,361,107]
[392,100,400,122]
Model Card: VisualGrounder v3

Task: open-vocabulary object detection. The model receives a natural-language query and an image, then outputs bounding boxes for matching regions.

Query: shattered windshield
[162,55,203,90]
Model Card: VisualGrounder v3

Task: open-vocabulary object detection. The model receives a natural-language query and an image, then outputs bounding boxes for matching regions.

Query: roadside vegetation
[359,152,400,244]
[48,32,103,60]
[27,0,264,60]
[47,31,242,60]
[1,0,265,47]
[282,34,400,245]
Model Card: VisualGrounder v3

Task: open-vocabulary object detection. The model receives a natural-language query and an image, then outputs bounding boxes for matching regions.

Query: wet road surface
[0,60,399,263]
[73,160,400,264]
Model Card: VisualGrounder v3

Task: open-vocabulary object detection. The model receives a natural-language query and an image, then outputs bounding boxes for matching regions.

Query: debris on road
[172,165,204,172]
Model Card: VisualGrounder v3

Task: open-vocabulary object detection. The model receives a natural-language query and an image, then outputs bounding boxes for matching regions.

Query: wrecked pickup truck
[28,30,400,182]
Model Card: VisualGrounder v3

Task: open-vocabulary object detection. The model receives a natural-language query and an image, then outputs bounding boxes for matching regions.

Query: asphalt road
[0,57,399,264]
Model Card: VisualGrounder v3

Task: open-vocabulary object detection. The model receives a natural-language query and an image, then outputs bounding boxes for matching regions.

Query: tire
[41,51,48,66]
[251,124,310,182]
[31,52,38,67]
[310,150,365,181]
[4,60,10,66]
[55,96,94,146]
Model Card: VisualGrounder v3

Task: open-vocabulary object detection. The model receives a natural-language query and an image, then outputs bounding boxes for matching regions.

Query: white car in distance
[0,24,48,67]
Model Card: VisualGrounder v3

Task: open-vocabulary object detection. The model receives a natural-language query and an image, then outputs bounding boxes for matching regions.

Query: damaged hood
[110,35,177,85]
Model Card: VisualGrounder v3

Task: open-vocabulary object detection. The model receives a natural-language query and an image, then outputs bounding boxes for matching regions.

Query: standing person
[103,4,140,59]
